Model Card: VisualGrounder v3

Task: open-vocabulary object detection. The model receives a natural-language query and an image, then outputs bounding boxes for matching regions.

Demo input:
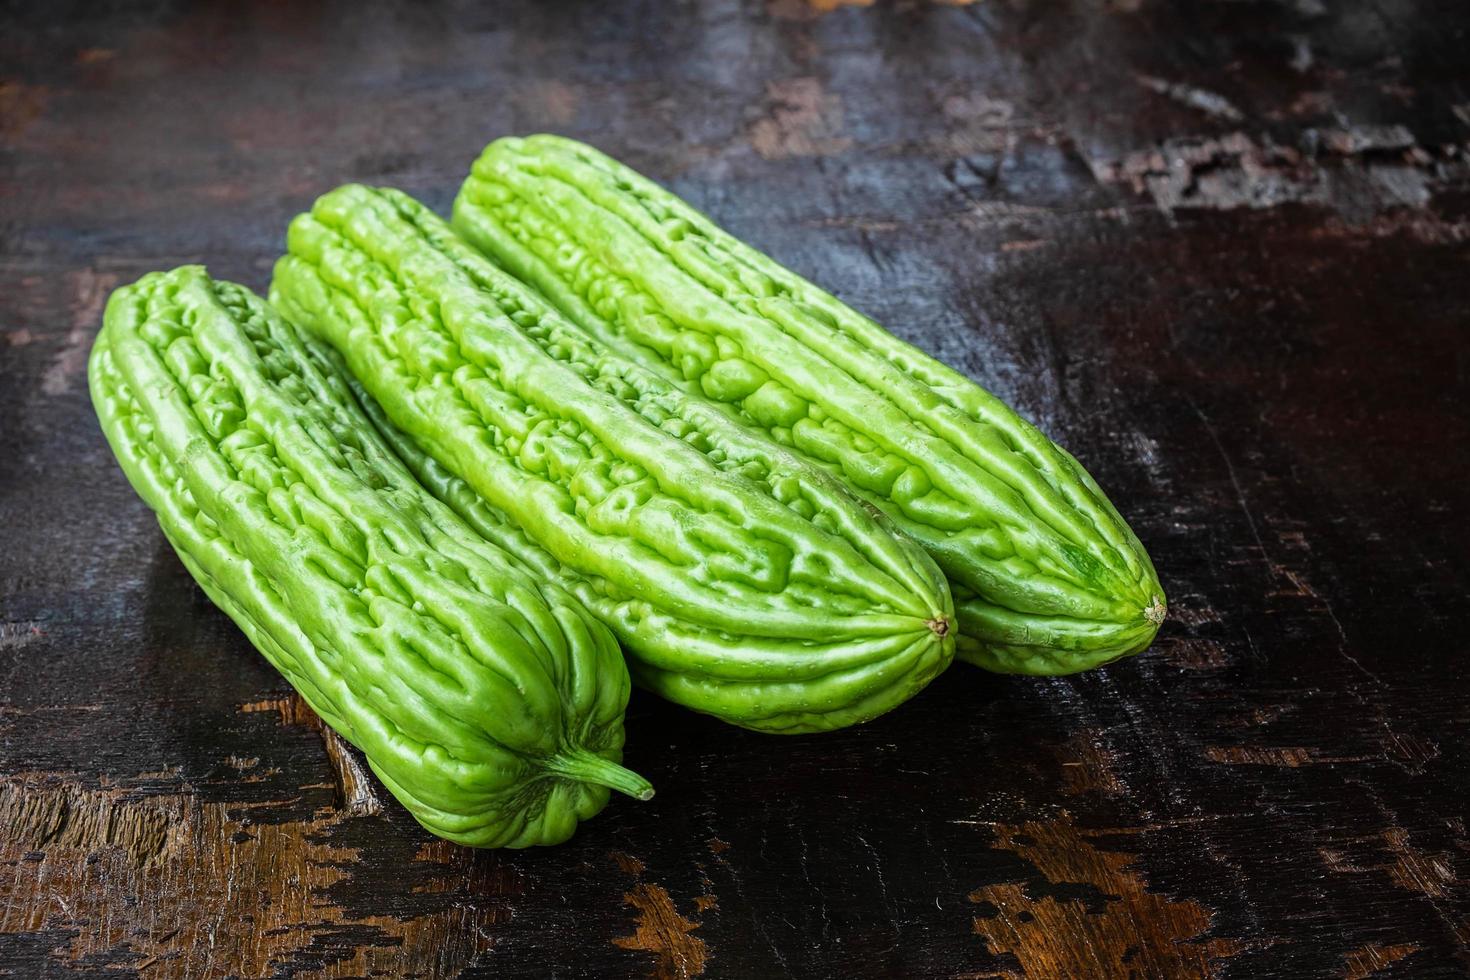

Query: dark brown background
[2,1,1468,977]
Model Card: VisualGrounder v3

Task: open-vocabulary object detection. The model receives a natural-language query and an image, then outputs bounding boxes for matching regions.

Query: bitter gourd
[453,135,1166,675]
[269,184,955,734]
[89,266,651,848]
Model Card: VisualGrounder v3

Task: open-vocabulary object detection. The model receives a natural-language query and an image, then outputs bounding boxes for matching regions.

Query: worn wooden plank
[2,0,1468,976]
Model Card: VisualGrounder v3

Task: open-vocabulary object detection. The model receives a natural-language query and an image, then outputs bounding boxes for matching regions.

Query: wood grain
[1,0,1467,976]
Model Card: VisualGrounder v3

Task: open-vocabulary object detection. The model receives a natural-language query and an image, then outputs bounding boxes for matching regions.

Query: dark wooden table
[3,1,1468,976]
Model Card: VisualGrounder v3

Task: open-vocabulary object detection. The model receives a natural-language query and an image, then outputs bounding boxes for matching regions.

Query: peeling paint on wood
[0,775,184,868]
[0,777,504,977]
[968,814,1246,977]
[1135,75,1245,123]
[611,852,709,979]
[1088,130,1464,220]
[239,695,386,817]
[1382,828,1458,901]
[748,77,851,160]
[1340,942,1421,978]
[240,693,322,730]
[1203,745,1340,767]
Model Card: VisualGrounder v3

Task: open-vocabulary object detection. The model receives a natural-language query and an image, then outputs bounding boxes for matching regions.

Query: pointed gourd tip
[1144,595,1167,626]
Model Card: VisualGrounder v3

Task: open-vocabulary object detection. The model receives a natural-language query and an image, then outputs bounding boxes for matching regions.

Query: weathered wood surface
[2,0,1468,976]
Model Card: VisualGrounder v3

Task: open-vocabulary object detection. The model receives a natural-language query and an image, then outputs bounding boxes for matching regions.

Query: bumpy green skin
[269,185,954,734]
[452,135,1167,675]
[88,266,652,848]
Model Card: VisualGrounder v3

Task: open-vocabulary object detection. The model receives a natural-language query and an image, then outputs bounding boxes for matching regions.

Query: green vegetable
[453,135,1166,675]
[269,185,955,734]
[89,266,650,848]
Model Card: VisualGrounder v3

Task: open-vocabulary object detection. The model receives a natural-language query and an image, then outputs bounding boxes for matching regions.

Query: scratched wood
[2,0,1468,977]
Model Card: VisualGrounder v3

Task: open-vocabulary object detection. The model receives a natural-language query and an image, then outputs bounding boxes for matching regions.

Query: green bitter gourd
[89,265,651,848]
[269,185,955,734]
[453,135,1166,675]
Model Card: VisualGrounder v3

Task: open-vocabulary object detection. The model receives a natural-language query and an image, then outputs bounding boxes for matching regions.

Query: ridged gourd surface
[88,266,649,848]
[269,185,955,734]
[453,135,1167,675]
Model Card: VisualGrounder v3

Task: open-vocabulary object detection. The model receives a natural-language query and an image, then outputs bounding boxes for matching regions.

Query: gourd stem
[1144,595,1167,625]
[547,750,655,801]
